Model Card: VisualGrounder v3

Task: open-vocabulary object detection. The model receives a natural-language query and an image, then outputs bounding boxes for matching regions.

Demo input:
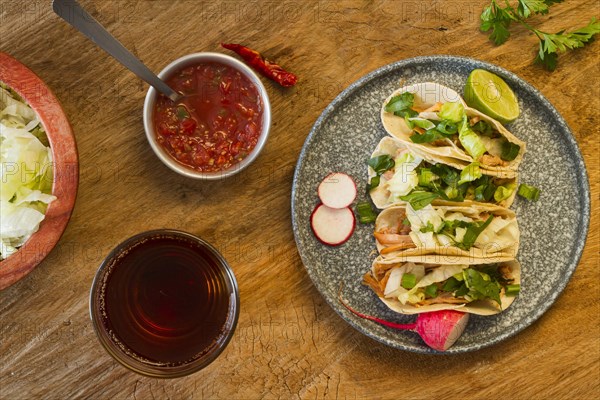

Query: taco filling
[368,140,516,209]
[383,92,522,168]
[363,261,519,309]
[375,204,518,255]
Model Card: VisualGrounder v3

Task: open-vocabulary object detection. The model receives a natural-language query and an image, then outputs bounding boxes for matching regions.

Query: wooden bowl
[0,52,78,290]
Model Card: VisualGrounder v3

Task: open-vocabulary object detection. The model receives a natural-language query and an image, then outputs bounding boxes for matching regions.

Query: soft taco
[374,203,519,263]
[363,258,520,315]
[380,82,525,175]
[368,136,518,209]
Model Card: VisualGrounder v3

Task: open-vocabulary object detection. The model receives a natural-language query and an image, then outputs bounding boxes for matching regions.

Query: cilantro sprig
[480,1,600,70]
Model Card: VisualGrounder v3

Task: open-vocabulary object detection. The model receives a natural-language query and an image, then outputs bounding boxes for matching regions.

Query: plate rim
[291,55,591,353]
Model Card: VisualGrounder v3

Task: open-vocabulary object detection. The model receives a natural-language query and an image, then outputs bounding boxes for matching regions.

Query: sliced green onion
[517,183,540,201]
[494,184,515,202]
[424,284,438,298]
[501,140,520,161]
[458,162,482,185]
[356,202,377,224]
[505,284,521,296]
[402,218,411,226]
[444,185,459,200]
[401,273,417,289]
[418,168,437,187]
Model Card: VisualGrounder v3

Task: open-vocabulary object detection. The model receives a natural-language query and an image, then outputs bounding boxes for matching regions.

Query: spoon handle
[52,0,181,102]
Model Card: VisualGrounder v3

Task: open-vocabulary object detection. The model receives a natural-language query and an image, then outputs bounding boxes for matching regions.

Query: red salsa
[154,61,263,172]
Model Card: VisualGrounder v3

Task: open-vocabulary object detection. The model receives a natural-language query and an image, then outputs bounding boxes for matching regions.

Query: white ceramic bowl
[143,52,271,179]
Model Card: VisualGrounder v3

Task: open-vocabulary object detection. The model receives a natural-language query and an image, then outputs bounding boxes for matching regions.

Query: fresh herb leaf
[471,120,493,136]
[481,1,598,70]
[454,283,470,297]
[517,0,553,19]
[436,120,458,135]
[442,277,461,292]
[409,129,446,144]
[367,155,395,190]
[456,215,494,250]
[480,0,514,45]
[420,222,437,233]
[501,140,521,161]
[176,105,190,120]
[402,218,411,226]
[367,175,381,191]
[463,268,502,305]
[368,155,395,175]
[385,92,417,117]
[534,18,600,71]
[431,164,460,187]
[400,191,440,210]
[474,177,497,202]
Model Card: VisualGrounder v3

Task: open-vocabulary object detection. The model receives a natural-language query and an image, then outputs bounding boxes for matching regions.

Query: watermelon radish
[310,204,355,246]
[318,173,357,209]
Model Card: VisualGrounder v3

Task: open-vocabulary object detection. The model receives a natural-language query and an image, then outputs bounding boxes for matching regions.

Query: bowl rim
[143,52,271,180]
[89,229,240,378]
[0,52,79,290]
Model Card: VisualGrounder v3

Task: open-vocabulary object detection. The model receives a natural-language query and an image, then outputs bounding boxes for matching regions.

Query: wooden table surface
[1,1,598,398]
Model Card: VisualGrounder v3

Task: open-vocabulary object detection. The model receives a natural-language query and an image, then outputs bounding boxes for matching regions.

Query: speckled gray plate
[291,56,590,354]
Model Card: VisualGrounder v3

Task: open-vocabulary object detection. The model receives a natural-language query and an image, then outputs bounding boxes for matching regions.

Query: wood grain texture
[1,0,598,398]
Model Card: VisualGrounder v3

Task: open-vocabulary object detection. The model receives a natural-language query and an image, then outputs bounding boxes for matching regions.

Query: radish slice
[416,311,470,351]
[310,204,355,246]
[318,173,357,209]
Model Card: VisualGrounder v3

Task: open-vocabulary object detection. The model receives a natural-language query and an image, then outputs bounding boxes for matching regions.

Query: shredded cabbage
[0,83,55,260]
[386,152,422,201]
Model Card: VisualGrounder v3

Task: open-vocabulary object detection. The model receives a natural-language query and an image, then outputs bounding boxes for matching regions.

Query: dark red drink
[91,231,239,376]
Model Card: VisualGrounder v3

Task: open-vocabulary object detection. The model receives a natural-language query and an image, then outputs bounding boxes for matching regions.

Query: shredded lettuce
[438,102,464,123]
[458,115,487,161]
[0,83,55,260]
[458,162,482,185]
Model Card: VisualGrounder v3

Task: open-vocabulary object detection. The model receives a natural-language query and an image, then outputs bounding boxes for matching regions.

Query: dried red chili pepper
[221,43,298,87]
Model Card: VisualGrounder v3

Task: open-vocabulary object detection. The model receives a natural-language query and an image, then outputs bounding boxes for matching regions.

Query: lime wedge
[464,69,519,124]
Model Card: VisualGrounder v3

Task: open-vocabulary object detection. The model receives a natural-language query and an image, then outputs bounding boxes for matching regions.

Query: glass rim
[89,229,240,378]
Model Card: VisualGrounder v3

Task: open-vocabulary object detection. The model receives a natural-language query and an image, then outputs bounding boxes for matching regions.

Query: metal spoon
[52,0,182,102]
